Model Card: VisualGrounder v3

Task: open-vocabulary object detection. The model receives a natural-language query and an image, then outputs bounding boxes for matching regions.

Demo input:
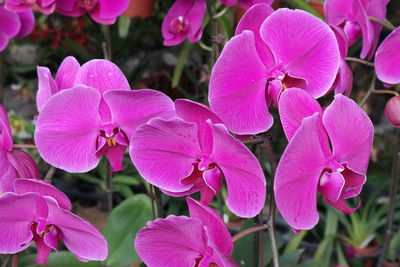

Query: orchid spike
[130,99,266,217]
[375,27,400,86]
[35,59,176,173]
[219,0,273,10]
[0,6,34,52]
[161,0,206,46]
[209,5,340,135]
[55,0,130,25]
[275,89,373,230]
[0,105,40,194]
[5,0,55,14]
[0,178,107,264]
[135,197,237,267]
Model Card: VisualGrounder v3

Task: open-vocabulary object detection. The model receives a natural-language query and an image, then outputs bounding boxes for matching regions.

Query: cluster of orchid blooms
[0,0,399,266]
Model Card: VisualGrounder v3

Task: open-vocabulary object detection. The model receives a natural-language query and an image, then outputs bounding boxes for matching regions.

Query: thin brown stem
[11,254,17,267]
[154,187,164,218]
[360,75,376,107]
[345,57,374,67]
[149,185,156,220]
[368,16,396,31]
[106,163,113,213]
[44,166,56,183]
[243,137,263,145]
[13,144,37,149]
[233,225,268,243]
[377,130,400,266]
[1,255,11,267]
[256,144,264,267]
[372,90,399,96]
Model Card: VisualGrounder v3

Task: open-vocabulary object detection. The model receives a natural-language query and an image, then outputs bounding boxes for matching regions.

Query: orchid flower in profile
[209,5,340,135]
[384,96,400,128]
[35,59,176,173]
[0,6,34,51]
[161,0,206,46]
[5,0,55,14]
[55,0,129,24]
[37,56,81,112]
[0,178,108,264]
[375,27,400,86]
[0,105,39,194]
[324,0,390,59]
[130,99,265,218]
[135,197,237,267]
[219,0,272,10]
[275,89,373,230]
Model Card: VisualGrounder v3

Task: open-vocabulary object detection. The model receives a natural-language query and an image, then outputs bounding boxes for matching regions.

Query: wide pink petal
[187,197,233,255]
[7,149,40,179]
[261,8,340,98]
[104,89,176,139]
[55,56,80,90]
[375,27,400,85]
[135,215,207,267]
[366,0,389,59]
[14,9,34,38]
[0,150,17,192]
[35,86,102,173]
[0,6,21,37]
[97,0,129,19]
[322,94,373,174]
[0,104,13,151]
[45,197,108,261]
[14,178,72,211]
[75,59,130,94]
[36,66,58,112]
[235,3,275,68]
[209,122,266,217]
[278,88,322,141]
[130,118,202,192]
[209,31,271,135]
[275,113,329,230]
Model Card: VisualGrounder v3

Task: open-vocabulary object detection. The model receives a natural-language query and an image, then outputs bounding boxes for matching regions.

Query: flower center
[170,16,189,34]
[77,0,98,11]
[99,128,119,147]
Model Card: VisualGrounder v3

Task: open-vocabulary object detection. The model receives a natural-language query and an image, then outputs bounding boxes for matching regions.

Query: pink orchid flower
[375,27,400,86]
[384,96,400,128]
[0,178,107,264]
[0,6,34,51]
[135,197,237,267]
[275,89,373,230]
[161,0,206,46]
[55,0,130,24]
[209,5,340,135]
[324,0,390,59]
[35,59,176,173]
[130,99,265,217]
[5,0,55,14]
[0,104,39,193]
[219,0,272,10]
[37,56,81,112]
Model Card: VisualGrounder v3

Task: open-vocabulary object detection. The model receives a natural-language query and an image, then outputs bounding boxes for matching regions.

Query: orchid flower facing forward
[55,0,129,24]
[130,99,265,217]
[162,0,206,46]
[275,89,373,230]
[5,0,55,14]
[0,6,34,51]
[209,5,340,135]
[219,0,272,10]
[0,178,107,264]
[135,197,237,267]
[37,56,81,112]
[324,0,390,59]
[375,27,400,86]
[35,59,176,173]
[0,105,39,193]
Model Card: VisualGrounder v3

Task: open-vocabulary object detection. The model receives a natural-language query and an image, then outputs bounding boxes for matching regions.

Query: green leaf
[279,249,303,266]
[172,41,193,88]
[104,194,152,267]
[118,16,132,38]
[284,230,308,253]
[26,251,102,267]
[112,175,140,186]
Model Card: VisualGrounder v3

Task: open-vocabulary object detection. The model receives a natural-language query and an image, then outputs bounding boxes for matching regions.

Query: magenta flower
[384,96,400,128]
[161,0,206,46]
[275,89,373,230]
[0,104,39,193]
[324,0,390,59]
[375,27,400,86]
[37,56,81,112]
[135,197,237,267]
[219,0,272,10]
[35,59,176,173]
[130,99,265,217]
[0,178,107,264]
[5,0,55,14]
[209,5,340,135]
[0,6,34,51]
[55,0,129,24]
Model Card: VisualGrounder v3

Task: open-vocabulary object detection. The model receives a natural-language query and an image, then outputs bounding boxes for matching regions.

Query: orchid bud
[385,96,400,128]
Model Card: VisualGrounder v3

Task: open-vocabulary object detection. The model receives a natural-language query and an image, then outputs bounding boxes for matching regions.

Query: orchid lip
[77,0,98,11]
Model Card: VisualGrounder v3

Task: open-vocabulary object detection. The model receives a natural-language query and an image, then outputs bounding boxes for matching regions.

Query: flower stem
[233,224,268,242]
[105,162,113,213]
[359,74,376,107]
[345,57,374,67]
[1,255,11,267]
[44,166,56,183]
[372,90,399,96]
[11,254,17,267]
[368,16,396,31]
[377,129,400,266]
[256,144,264,267]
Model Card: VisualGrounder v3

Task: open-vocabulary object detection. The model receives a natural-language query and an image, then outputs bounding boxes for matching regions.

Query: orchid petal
[98,144,127,172]
[14,9,34,38]
[37,66,58,112]
[0,150,16,193]
[375,27,400,85]
[0,6,21,38]
[209,30,271,135]
[366,0,389,59]
[0,105,13,151]
[341,168,366,199]
[7,149,40,179]
[318,171,345,203]
[97,0,130,19]
[55,56,80,91]
[334,59,353,96]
